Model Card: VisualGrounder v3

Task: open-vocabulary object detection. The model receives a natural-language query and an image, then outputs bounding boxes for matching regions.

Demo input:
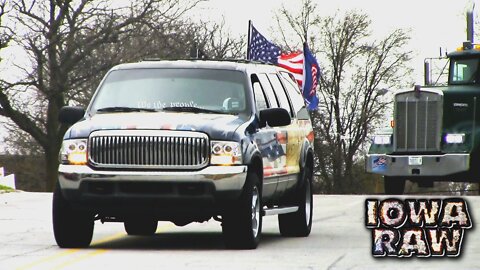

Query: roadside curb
[0,189,22,194]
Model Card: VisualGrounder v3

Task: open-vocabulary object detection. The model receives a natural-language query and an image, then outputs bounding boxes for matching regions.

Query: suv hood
[65,112,247,140]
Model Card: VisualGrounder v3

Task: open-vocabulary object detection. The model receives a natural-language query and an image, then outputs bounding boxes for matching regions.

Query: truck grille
[88,130,209,169]
[394,91,442,152]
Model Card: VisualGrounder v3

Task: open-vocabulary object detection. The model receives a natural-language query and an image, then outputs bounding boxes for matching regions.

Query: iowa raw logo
[365,198,472,257]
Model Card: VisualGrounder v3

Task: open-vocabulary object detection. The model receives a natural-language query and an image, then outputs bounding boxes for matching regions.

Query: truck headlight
[211,141,242,165]
[373,135,391,145]
[60,139,88,165]
[445,133,465,144]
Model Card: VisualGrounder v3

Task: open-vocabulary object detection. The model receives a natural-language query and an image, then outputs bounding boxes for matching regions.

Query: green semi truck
[366,41,480,194]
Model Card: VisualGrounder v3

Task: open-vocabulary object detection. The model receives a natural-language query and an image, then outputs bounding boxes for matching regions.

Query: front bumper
[365,153,470,176]
[58,164,247,201]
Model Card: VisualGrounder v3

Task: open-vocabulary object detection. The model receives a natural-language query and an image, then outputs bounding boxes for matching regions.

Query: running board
[262,206,299,216]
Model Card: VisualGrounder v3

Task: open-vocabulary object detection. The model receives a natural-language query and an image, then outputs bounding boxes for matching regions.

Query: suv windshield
[90,68,248,115]
[450,57,480,85]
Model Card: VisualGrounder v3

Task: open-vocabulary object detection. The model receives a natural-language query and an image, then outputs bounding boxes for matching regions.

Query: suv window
[258,74,279,108]
[266,73,293,117]
[280,72,309,119]
[253,81,269,111]
[90,68,248,114]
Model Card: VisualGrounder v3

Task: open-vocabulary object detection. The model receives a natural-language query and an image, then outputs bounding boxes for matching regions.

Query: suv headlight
[60,139,88,165]
[373,135,391,145]
[211,141,242,165]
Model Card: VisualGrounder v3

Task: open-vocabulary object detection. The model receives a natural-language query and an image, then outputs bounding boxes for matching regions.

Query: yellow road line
[15,230,126,270]
[90,232,126,246]
[50,249,108,270]
[17,223,174,270]
[15,249,80,270]
[52,224,174,270]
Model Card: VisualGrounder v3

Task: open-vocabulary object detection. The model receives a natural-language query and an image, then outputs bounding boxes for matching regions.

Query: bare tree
[191,19,246,59]
[274,2,413,193]
[0,0,202,191]
[317,13,412,193]
[0,0,9,53]
[272,0,320,52]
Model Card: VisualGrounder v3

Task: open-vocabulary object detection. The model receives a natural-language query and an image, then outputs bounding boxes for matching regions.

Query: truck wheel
[384,176,406,195]
[222,172,262,249]
[53,182,94,248]
[124,218,158,236]
[278,165,313,237]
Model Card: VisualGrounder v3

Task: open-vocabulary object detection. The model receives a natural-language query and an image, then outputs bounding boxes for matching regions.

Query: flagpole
[247,20,252,60]
[302,42,307,91]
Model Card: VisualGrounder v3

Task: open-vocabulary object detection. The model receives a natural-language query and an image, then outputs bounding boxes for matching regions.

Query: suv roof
[111,59,283,74]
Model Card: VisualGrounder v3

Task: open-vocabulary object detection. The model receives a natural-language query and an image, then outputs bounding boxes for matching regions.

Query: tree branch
[0,86,47,147]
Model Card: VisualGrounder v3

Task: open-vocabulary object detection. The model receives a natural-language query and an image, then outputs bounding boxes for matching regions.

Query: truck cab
[366,41,480,194]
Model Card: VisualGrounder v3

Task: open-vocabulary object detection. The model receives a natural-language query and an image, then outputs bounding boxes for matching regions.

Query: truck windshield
[450,57,480,85]
[89,68,248,115]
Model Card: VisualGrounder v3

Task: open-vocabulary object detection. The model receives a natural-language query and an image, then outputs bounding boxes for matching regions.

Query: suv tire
[53,182,94,248]
[278,165,313,237]
[222,172,262,249]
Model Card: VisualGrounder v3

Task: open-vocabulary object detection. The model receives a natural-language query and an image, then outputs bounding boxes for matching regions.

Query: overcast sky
[194,0,475,84]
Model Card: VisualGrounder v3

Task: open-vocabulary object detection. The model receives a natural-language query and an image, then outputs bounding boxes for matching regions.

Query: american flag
[277,51,304,87]
[248,24,282,63]
[247,22,319,110]
[248,25,304,85]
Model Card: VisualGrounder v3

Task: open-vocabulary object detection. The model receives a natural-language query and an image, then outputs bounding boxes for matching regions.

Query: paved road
[0,192,479,270]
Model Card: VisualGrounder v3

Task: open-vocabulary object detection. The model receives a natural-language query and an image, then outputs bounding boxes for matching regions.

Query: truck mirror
[259,108,291,127]
[59,106,85,125]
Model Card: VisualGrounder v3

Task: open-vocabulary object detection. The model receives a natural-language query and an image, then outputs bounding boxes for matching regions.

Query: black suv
[54,60,315,249]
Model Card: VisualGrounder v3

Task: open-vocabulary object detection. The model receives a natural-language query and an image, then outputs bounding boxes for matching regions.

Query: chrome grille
[394,91,442,152]
[88,130,209,169]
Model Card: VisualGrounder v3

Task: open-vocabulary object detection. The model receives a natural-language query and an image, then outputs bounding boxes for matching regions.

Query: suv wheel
[222,172,262,249]
[53,182,94,248]
[278,165,313,237]
[384,176,406,195]
[124,218,158,236]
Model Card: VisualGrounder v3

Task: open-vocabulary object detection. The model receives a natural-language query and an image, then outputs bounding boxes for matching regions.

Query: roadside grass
[0,184,14,193]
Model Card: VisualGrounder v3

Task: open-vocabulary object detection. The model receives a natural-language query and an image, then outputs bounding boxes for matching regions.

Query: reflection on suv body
[54,60,315,249]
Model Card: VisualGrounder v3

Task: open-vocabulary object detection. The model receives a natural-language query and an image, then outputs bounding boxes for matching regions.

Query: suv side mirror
[59,106,85,125]
[260,108,291,127]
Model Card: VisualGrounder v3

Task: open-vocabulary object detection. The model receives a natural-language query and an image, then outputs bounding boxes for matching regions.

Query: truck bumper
[365,153,470,176]
[58,164,248,203]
